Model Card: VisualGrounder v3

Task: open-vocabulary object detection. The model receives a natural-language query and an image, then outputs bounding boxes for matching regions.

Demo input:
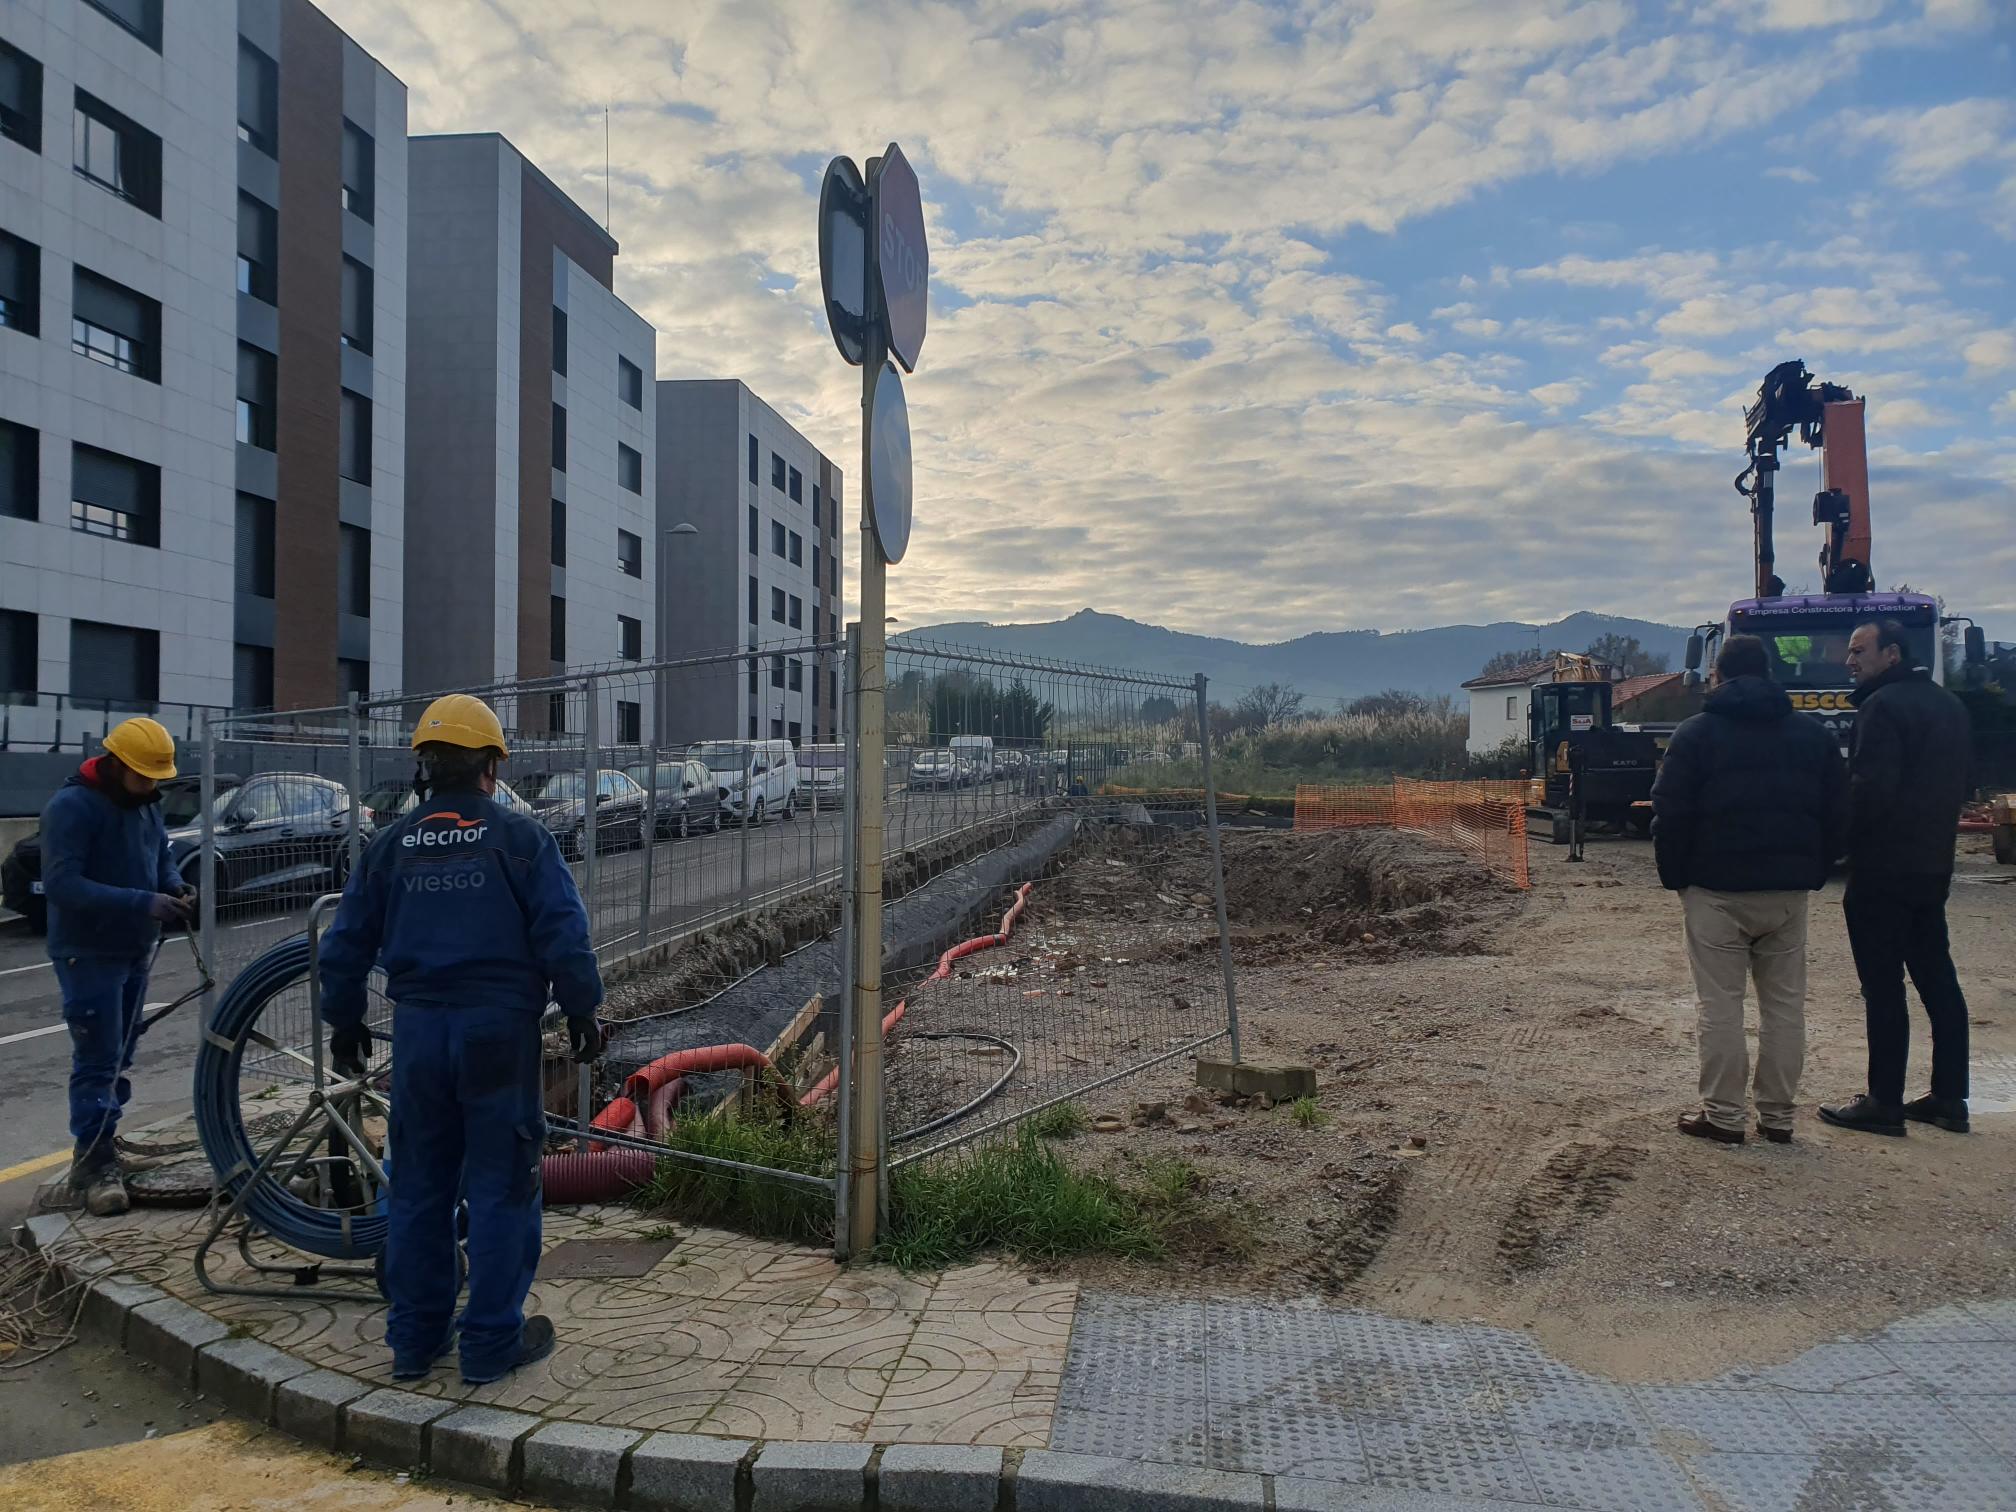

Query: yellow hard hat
[411,693,509,757]
[102,717,177,780]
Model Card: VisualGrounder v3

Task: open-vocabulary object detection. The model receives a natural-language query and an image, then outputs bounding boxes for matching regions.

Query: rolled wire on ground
[193,933,388,1261]
[889,1033,1023,1144]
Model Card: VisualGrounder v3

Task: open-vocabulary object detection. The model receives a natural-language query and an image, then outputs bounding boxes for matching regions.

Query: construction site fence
[187,636,1243,1250]
[1295,777,1531,889]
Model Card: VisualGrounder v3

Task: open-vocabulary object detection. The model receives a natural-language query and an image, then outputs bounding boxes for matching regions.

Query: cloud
[1963,331,2016,374]
[1764,164,1820,183]
[312,0,2016,642]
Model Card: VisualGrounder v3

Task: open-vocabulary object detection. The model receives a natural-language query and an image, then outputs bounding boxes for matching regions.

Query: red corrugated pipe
[541,1148,656,1204]
[800,883,1034,1109]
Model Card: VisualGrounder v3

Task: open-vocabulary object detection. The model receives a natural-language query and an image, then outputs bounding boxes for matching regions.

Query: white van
[949,734,995,781]
[691,739,799,825]
[799,743,845,805]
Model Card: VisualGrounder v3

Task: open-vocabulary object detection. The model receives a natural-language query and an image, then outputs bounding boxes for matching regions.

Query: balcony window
[70,442,158,546]
[83,0,162,51]
[551,499,566,566]
[0,228,38,335]
[341,121,374,221]
[235,493,274,597]
[73,90,159,216]
[619,615,641,660]
[619,356,643,408]
[0,41,43,153]
[617,529,641,578]
[72,267,158,381]
[70,619,157,709]
[238,194,277,303]
[550,597,566,662]
[339,524,371,617]
[341,257,372,352]
[551,306,567,375]
[618,442,642,493]
[236,343,275,450]
[339,389,371,483]
[237,41,276,154]
[0,418,38,521]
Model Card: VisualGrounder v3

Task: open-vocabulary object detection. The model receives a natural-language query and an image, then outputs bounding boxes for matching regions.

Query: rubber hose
[541,1147,657,1205]
[193,933,389,1261]
[643,1075,689,1137]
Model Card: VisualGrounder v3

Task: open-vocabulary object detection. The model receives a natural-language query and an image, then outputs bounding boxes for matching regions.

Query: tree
[1139,694,1181,726]
[1585,633,1669,678]
[1232,682,1303,731]
[1343,688,1428,718]
[1477,647,1549,682]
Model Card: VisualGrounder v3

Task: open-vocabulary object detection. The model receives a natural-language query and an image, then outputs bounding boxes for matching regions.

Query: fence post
[1194,673,1241,1063]
[199,711,218,1009]
[638,745,658,954]
[848,503,891,1253]
[832,625,861,1260]
[345,691,363,873]
[583,677,600,944]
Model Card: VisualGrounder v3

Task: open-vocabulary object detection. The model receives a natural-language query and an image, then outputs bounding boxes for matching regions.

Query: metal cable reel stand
[191,893,405,1301]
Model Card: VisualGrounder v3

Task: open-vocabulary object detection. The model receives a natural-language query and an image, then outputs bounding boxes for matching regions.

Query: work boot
[1677,1112,1743,1145]
[1818,1094,1906,1138]
[392,1326,458,1382]
[113,1135,177,1173]
[462,1315,556,1386]
[67,1148,130,1217]
[1901,1095,1970,1134]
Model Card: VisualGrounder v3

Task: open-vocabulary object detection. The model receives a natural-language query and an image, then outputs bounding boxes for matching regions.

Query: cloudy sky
[326,0,2015,643]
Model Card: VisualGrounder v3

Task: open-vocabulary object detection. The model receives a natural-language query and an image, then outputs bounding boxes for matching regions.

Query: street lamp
[656,522,699,748]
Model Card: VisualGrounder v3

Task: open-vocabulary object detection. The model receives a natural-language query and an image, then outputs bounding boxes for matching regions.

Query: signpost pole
[847,334,889,1259]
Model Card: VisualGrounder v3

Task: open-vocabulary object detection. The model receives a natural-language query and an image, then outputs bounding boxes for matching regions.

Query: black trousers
[1843,872,1969,1108]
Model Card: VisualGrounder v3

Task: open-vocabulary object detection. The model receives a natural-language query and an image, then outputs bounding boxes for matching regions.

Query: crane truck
[1684,360,1984,750]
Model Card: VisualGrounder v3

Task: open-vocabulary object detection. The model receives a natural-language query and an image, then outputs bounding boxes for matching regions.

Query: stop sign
[871,144,927,373]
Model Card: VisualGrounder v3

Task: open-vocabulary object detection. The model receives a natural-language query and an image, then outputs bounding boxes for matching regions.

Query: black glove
[567,1015,607,1065]
[146,892,193,926]
[330,1023,373,1079]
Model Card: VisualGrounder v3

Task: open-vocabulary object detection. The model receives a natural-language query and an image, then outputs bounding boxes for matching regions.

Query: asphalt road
[0,781,1031,1184]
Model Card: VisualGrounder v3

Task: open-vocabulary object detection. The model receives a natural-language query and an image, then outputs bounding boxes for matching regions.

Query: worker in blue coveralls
[318,693,606,1385]
[40,716,195,1217]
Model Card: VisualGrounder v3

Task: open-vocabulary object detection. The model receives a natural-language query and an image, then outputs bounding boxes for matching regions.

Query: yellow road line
[0,1147,72,1185]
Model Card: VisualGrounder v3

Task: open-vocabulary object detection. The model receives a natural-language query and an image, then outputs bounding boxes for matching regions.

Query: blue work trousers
[54,953,151,1155]
[385,1002,545,1379]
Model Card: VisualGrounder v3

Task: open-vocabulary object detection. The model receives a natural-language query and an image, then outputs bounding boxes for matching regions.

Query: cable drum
[194,933,391,1262]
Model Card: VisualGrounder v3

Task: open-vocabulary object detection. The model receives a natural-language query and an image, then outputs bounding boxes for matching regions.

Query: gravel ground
[981,826,2016,1381]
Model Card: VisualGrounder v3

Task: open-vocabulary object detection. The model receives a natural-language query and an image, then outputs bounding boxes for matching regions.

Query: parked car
[362,779,415,827]
[165,772,369,906]
[518,768,649,858]
[3,772,241,933]
[390,779,538,820]
[692,739,799,825]
[622,757,726,838]
[909,750,962,790]
[949,734,996,782]
[798,744,846,805]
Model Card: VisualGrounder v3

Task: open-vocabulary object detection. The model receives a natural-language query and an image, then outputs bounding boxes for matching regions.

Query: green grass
[1028,1102,1088,1139]
[635,1111,1247,1272]
[635,1110,837,1246]
[1290,1096,1326,1130]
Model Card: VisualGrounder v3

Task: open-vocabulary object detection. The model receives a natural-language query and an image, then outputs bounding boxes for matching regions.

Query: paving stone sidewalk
[22,1198,2016,1510]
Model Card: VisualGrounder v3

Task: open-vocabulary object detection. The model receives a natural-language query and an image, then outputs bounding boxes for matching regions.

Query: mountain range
[894,609,1692,706]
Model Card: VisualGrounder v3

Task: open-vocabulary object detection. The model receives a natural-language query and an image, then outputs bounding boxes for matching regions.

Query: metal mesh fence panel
[861,641,1241,1172]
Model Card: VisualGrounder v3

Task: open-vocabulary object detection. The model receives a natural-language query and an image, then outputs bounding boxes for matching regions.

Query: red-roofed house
[1461,657,1590,755]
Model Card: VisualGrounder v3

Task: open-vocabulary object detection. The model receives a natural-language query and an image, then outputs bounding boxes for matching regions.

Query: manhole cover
[538,1238,680,1279]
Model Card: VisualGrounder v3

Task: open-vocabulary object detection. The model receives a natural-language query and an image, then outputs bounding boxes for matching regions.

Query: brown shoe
[1755,1125,1793,1145]
[1678,1112,1744,1145]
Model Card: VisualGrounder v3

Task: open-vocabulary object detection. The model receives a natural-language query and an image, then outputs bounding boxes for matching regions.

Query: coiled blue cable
[193,933,388,1260]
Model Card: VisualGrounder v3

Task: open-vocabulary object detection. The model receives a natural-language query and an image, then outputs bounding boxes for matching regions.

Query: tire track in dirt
[1497,1139,1649,1275]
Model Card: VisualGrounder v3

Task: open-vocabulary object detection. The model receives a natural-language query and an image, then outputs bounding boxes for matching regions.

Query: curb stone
[195,1335,316,1423]
[1016,1450,1267,1511]
[126,1297,232,1386]
[343,1386,457,1466]
[879,1444,1004,1512]
[430,1405,542,1493]
[750,1440,874,1510]
[521,1421,644,1507]
[626,1432,754,1512]
[275,1367,375,1445]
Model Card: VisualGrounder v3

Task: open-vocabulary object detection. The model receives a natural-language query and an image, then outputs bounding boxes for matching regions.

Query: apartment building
[654,379,842,748]
[403,133,655,747]
[0,0,407,730]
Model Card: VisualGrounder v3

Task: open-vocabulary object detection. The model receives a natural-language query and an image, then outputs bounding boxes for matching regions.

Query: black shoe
[1755,1124,1793,1145]
[392,1327,457,1381]
[1678,1112,1744,1145]
[1902,1095,1970,1134]
[462,1315,555,1386]
[1818,1095,1906,1137]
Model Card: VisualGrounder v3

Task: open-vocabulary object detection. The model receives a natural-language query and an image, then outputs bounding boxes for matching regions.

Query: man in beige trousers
[1650,636,1848,1144]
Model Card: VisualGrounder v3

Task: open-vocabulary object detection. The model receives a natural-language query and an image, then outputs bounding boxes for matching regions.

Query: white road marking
[0,959,53,977]
[0,1002,169,1047]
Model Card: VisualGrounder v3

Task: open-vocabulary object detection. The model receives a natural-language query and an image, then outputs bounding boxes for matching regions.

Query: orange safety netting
[1295,778,1531,889]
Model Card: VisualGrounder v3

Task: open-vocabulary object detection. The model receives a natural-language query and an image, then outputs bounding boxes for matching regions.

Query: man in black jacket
[1652,636,1848,1144]
[1819,621,1974,1137]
